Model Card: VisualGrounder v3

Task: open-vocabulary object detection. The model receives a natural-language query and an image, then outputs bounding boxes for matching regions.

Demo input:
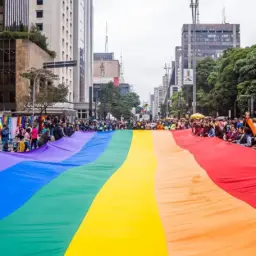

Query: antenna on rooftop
[105,22,108,53]
[196,0,200,24]
[120,50,125,83]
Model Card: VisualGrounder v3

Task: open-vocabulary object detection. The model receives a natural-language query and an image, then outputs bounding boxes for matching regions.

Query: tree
[195,46,256,116]
[169,91,186,117]
[195,58,217,114]
[21,68,69,115]
[0,24,56,58]
[98,82,140,120]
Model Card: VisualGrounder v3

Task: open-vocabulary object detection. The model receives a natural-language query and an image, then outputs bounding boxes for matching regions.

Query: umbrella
[190,113,205,119]
[215,116,226,121]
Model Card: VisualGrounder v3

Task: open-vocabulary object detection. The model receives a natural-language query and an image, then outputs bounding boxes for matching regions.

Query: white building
[29,0,74,111]
[153,86,166,119]
[84,0,94,104]
[29,0,94,116]
[74,0,94,118]
[73,0,85,103]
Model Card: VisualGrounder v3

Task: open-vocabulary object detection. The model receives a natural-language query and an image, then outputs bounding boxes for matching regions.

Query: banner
[113,77,119,87]
[183,69,194,85]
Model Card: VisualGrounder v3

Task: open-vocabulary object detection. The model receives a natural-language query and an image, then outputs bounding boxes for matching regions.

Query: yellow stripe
[65,131,167,256]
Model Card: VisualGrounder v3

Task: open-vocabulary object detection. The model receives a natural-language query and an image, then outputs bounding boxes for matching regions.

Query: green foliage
[21,68,69,114]
[98,82,140,120]
[0,24,56,58]
[169,91,186,118]
[195,45,256,116]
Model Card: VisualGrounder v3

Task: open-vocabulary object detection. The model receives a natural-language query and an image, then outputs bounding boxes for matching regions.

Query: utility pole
[190,0,199,114]
[164,63,171,118]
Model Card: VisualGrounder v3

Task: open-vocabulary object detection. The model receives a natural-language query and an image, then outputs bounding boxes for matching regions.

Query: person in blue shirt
[208,125,216,137]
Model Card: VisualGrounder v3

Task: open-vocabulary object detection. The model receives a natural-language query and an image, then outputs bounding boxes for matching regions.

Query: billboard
[183,69,193,85]
[113,77,119,87]
[93,60,120,78]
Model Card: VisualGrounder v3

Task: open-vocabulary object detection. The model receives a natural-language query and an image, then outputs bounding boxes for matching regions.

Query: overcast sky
[94,0,256,102]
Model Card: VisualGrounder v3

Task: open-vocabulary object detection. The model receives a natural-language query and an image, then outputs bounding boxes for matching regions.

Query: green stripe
[0,130,133,256]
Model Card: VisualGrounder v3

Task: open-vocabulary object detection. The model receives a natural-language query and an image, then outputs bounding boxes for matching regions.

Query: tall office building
[182,23,240,69]
[0,0,29,30]
[73,0,86,103]
[84,0,93,103]
[0,0,3,30]
[175,46,182,87]
[153,86,166,119]
[29,0,74,103]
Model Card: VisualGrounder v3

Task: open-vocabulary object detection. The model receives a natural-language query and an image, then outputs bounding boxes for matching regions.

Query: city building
[182,23,240,69]
[153,86,166,119]
[0,0,29,30]
[175,46,183,87]
[0,39,53,112]
[149,94,154,111]
[73,0,94,118]
[169,64,178,98]
[73,0,85,103]
[84,0,93,103]
[119,83,130,96]
[29,0,74,108]
[93,53,120,102]
[162,74,168,90]
[0,1,3,31]
[94,52,114,61]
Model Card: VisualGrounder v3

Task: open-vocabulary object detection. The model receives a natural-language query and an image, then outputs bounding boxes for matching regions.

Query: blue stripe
[0,132,114,220]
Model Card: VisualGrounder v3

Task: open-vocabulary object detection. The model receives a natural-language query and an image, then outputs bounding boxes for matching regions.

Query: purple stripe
[0,132,95,172]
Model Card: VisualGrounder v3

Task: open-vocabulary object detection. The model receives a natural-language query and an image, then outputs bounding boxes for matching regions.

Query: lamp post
[190,0,199,114]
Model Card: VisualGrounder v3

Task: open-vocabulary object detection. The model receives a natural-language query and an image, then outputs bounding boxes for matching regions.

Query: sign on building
[93,60,120,78]
[183,69,194,85]
[113,77,119,87]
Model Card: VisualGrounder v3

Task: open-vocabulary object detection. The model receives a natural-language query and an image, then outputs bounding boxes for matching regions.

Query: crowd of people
[0,116,191,152]
[191,112,256,148]
[1,116,76,152]
[2,112,256,152]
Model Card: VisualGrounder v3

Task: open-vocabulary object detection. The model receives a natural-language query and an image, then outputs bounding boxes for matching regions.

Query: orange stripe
[153,131,256,256]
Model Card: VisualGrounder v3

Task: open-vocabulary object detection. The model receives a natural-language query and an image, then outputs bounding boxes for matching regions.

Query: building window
[37,0,43,5]
[36,23,43,31]
[36,10,43,18]
[10,91,15,103]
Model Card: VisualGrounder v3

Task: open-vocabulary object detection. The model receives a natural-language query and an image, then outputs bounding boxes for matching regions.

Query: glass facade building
[0,0,4,31]
[0,39,16,111]
[73,0,86,103]
[3,0,29,29]
[182,23,240,69]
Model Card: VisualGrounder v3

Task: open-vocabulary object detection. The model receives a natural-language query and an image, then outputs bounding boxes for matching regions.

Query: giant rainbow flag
[0,130,255,255]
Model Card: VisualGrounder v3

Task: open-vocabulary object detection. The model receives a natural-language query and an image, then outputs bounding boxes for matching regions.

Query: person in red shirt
[31,125,39,150]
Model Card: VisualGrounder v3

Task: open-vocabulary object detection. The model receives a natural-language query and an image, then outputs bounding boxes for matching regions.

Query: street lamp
[190,0,199,114]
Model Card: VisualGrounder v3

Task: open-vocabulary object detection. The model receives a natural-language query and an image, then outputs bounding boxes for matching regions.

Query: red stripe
[172,130,256,208]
